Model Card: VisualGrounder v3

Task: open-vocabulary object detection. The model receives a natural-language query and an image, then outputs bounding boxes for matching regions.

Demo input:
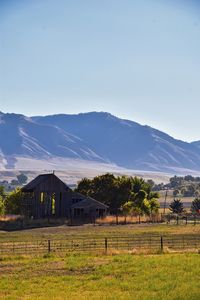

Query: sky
[0,0,200,142]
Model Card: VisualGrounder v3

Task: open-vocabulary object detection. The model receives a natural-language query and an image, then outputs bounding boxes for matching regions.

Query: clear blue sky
[0,0,200,142]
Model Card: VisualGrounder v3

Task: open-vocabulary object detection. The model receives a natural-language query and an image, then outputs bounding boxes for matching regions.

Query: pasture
[1,223,200,242]
[1,224,200,299]
[1,252,200,299]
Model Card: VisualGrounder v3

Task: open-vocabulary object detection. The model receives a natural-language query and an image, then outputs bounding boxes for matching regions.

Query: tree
[76,174,160,218]
[149,198,160,214]
[0,186,6,215]
[0,196,5,215]
[169,199,184,214]
[121,201,133,223]
[76,177,92,197]
[11,179,19,186]
[173,189,179,197]
[0,186,6,199]
[17,173,28,185]
[4,188,24,215]
[191,198,200,214]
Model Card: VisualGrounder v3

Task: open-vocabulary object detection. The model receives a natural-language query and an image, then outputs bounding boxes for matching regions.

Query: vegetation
[0,186,6,215]
[0,253,200,299]
[4,188,25,215]
[191,198,200,214]
[154,175,200,198]
[169,199,184,214]
[76,174,160,216]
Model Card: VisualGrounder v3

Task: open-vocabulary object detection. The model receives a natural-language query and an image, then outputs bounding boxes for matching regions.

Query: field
[1,252,200,300]
[2,223,200,242]
[1,224,200,299]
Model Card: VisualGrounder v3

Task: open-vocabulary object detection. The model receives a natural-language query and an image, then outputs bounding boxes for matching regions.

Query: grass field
[1,224,200,299]
[0,252,200,300]
[1,223,200,243]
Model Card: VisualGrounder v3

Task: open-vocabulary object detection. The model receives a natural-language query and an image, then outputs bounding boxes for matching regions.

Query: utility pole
[163,190,168,215]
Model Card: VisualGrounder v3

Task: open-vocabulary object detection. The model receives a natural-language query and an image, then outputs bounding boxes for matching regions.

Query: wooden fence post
[48,240,51,253]
[105,237,108,254]
[160,236,164,253]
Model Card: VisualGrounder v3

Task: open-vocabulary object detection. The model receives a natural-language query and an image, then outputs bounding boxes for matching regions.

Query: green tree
[169,199,184,214]
[0,196,5,215]
[4,188,24,215]
[191,198,200,214]
[76,174,159,218]
[0,186,6,199]
[149,198,160,214]
[0,186,6,215]
[76,177,92,196]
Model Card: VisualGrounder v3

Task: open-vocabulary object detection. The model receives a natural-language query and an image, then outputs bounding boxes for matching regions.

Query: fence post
[185,216,188,226]
[48,240,51,253]
[105,237,108,254]
[160,236,164,253]
[194,215,196,226]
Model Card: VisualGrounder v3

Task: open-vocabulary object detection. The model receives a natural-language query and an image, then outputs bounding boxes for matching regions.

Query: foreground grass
[0,252,200,300]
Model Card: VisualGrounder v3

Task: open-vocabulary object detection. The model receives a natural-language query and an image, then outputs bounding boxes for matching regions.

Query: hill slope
[1,111,200,173]
[0,112,105,168]
[34,112,200,173]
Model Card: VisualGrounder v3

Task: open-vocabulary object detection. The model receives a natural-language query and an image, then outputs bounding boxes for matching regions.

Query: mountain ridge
[0,111,200,173]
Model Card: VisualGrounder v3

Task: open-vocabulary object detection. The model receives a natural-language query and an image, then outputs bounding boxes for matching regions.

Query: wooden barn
[21,173,108,220]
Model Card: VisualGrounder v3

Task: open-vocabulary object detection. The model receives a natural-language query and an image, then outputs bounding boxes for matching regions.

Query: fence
[1,235,200,255]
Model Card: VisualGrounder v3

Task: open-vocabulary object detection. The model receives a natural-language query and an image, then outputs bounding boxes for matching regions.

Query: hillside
[34,112,200,173]
[0,111,200,173]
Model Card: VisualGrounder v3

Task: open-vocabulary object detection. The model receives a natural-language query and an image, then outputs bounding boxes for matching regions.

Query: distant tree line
[152,175,200,198]
[0,173,28,193]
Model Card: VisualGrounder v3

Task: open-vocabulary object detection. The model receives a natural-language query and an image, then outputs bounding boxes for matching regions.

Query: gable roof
[71,196,108,209]
[21,173,69,193]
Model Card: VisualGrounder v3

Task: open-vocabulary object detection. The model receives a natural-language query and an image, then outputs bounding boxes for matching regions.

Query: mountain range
[0,111,200,174]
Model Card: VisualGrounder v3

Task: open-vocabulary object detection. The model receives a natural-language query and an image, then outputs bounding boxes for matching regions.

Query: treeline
[76,174,160,216]
[0,173,28,192]
[152,175,200,198]
[169,175,200,197]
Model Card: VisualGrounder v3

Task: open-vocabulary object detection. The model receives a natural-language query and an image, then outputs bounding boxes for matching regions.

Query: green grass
[0,252,200,300]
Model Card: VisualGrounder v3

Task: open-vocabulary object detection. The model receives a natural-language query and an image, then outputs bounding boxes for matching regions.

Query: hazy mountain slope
[191,141,200,149]
[1,111,200,172]
[0,112,105,168]
[33,112,200,172]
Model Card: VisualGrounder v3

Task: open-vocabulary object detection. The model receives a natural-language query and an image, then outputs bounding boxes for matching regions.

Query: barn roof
[21,173,69,193]
[71,196,108,209]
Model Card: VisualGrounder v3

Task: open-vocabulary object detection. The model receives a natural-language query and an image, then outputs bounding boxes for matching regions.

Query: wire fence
[1,235,200,255]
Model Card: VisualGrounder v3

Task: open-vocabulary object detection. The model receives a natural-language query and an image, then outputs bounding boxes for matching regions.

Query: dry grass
[0,215,21,222]
[96,214,162,225]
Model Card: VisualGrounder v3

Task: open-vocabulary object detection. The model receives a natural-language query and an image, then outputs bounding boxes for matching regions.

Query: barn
[21,173,108,220]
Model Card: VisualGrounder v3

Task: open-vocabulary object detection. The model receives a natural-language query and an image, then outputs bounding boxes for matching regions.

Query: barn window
[52,194,56,215]
[40,192,44,203]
